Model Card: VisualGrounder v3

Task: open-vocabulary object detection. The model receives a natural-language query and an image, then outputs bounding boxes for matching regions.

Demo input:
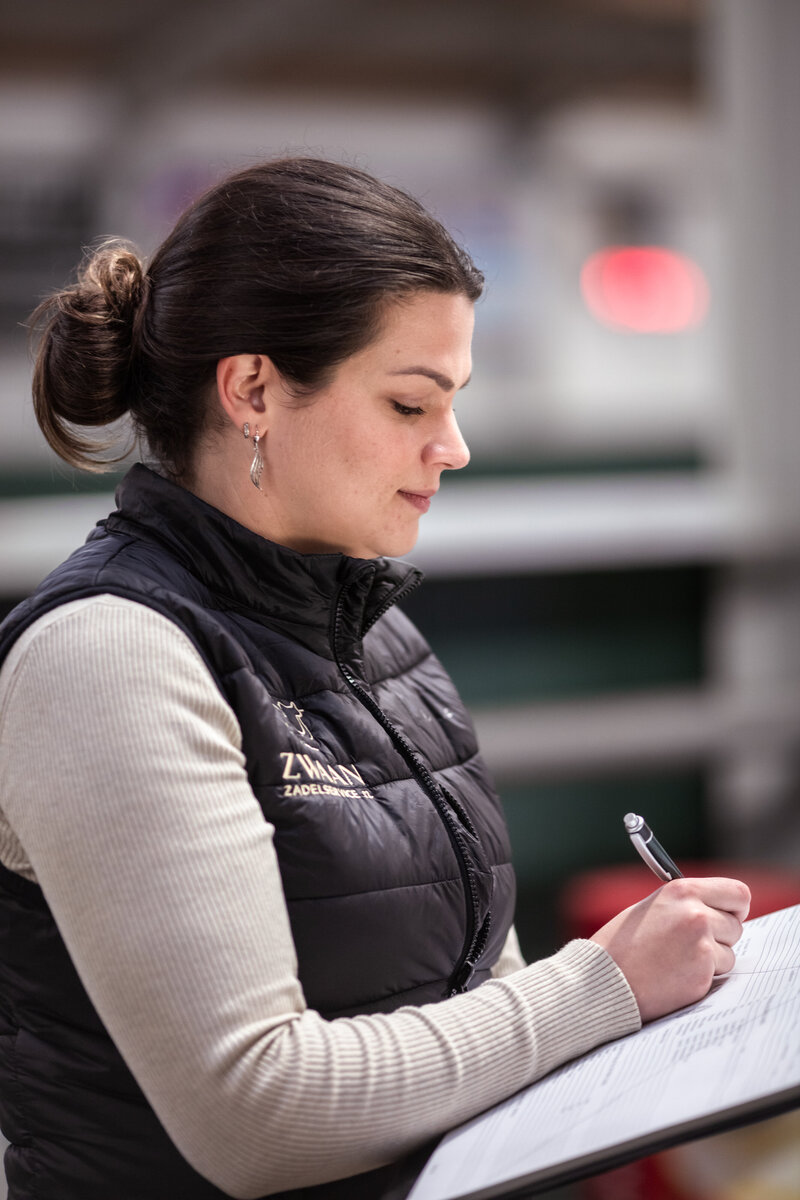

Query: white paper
[409,904,800,1200]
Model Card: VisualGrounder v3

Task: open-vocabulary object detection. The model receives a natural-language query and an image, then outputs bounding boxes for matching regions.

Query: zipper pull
[448,958,476,995]
[448,911,493,995]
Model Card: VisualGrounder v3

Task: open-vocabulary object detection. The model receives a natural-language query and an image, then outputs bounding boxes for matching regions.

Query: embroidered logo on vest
[279,752,374,800]
[273,700,314,744]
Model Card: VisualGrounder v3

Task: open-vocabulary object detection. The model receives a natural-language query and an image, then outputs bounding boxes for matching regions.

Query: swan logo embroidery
[273,700,313,743]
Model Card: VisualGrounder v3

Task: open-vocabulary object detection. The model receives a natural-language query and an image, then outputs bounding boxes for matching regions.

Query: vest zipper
[331,577,491,996]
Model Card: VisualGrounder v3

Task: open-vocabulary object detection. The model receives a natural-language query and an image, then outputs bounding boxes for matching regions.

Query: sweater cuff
[509,939,641,1078]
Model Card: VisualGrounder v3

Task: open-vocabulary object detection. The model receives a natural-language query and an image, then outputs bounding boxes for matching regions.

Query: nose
[422,410,471,472]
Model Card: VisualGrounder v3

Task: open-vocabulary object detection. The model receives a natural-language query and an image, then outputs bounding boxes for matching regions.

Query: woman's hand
[590,877,751,1023]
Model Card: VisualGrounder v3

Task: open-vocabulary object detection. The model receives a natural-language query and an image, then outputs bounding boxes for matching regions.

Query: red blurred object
[580,245,710,333]
[561,861,800,1199]
[562,861,800,940]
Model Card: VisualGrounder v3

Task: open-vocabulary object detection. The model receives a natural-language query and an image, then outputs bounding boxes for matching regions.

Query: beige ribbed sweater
[0,595,640,1198]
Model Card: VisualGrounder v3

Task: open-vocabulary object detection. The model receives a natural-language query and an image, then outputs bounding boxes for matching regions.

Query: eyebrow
[386,367,471,391]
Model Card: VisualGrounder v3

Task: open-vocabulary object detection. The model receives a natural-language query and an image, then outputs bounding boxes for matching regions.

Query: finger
[709,908,744,948]
[713,941,736,977]
[686,877,751,922]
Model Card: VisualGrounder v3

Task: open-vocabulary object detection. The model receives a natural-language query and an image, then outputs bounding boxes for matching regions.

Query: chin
[355,536,418,561]
[380,540,419,561]
[349,519,421,561]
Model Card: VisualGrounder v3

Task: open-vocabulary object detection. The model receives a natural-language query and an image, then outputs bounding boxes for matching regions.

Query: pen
[623,812,684,882]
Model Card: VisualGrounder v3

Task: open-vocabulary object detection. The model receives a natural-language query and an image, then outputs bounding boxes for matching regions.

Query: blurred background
[0,0,799,1195]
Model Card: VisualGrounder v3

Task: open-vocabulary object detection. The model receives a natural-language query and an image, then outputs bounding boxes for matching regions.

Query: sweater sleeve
[0,595,640,1199]
[491,925,526,977]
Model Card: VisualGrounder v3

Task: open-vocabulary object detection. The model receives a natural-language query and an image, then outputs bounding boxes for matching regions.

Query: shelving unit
[4,473,796,791]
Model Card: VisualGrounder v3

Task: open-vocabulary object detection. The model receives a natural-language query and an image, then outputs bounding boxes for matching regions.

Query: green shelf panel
[504,770,709,961]
[502,771,708,887]
[403,567,708,704]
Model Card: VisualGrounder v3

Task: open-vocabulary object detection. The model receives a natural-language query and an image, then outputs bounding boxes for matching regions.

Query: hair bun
[86,242,148,320]
[30,240,148,471]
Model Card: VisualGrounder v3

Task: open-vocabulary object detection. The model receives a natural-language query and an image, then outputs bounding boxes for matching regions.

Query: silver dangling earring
[243,423,264,490]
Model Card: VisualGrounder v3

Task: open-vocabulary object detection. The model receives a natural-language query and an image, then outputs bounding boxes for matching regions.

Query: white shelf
[0,472,760,594]
[471,685,800,783]
[410,472,758,575]
[0,492,114,595]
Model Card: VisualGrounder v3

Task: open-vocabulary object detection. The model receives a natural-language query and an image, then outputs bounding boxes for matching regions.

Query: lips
[399,490,435,513]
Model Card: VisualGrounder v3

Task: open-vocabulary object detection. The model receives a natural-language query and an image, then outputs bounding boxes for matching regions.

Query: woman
[0,158,748,1200]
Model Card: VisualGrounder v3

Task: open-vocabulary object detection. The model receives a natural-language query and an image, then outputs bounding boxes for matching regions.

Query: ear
[215,355,282,430]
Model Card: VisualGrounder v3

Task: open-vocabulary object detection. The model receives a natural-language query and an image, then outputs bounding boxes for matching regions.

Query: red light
[580,246,709,333]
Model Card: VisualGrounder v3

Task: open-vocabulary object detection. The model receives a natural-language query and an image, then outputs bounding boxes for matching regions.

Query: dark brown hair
[30,157,484,477]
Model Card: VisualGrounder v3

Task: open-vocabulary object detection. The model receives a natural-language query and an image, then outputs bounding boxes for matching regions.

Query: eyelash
[391,401,425,417]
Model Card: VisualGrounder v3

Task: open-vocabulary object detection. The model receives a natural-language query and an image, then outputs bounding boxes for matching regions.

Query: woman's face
[258,291,474,559]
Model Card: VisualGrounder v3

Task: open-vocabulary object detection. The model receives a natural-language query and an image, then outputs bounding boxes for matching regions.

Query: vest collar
[105,465,422,660]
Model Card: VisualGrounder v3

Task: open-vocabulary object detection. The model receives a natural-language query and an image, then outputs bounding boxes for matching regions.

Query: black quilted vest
[0,465,515,1200]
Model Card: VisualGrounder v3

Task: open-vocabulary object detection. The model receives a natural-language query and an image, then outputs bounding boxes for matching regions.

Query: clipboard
[408,904,800,1200]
